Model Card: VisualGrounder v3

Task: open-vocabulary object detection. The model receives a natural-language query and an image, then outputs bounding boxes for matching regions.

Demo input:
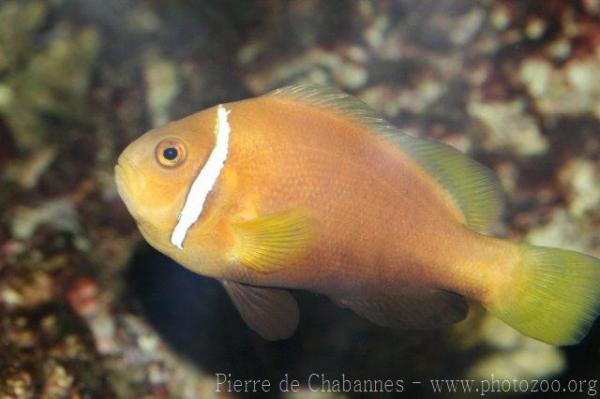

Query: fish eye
[163,147,178,160]
[156,139,187,168]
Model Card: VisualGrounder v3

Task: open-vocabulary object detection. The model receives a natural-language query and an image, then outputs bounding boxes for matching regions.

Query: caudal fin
[486,245,600,345]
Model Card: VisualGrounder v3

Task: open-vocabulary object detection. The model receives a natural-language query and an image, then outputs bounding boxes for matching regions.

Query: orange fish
[115,85,600,344]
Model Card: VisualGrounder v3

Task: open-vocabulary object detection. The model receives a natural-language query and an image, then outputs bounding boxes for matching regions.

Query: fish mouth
[114,160,140,220]
[114,163,128,201]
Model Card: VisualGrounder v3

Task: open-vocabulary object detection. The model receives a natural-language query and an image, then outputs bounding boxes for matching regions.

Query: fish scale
[115,84,600,345]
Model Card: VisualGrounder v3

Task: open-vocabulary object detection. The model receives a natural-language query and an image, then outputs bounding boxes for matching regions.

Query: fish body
[115,85,600,344]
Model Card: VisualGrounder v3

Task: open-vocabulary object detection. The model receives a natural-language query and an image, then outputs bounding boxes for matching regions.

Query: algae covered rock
[0,0,100,153]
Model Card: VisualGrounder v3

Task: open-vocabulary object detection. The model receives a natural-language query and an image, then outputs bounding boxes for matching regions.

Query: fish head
[114,107,219,250]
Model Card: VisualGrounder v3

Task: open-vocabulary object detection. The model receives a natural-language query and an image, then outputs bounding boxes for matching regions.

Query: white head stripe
[170,104,231,249]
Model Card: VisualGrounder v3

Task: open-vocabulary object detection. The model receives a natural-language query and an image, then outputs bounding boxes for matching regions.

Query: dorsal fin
[269,84,392,134]
[268,84,504,232]
[391,135,504,232]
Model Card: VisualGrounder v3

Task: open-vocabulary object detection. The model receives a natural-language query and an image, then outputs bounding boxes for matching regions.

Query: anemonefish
[115,85,600,345]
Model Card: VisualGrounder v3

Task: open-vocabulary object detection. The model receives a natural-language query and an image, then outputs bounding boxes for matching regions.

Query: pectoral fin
[334,289,468,329]
[232,210,314,273]
[222,280,299,340]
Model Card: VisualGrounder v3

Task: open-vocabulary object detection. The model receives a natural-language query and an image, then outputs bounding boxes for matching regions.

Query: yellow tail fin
[486,245,600,345]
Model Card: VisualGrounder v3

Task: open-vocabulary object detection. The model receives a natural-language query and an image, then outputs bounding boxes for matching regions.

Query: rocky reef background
[0,0,599,398]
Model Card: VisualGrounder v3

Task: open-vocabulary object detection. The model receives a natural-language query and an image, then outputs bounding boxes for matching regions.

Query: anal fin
[222,280,300,340]
[334,289,468,330]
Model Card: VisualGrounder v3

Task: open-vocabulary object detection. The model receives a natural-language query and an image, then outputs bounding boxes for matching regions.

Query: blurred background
[1,0,599,398]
